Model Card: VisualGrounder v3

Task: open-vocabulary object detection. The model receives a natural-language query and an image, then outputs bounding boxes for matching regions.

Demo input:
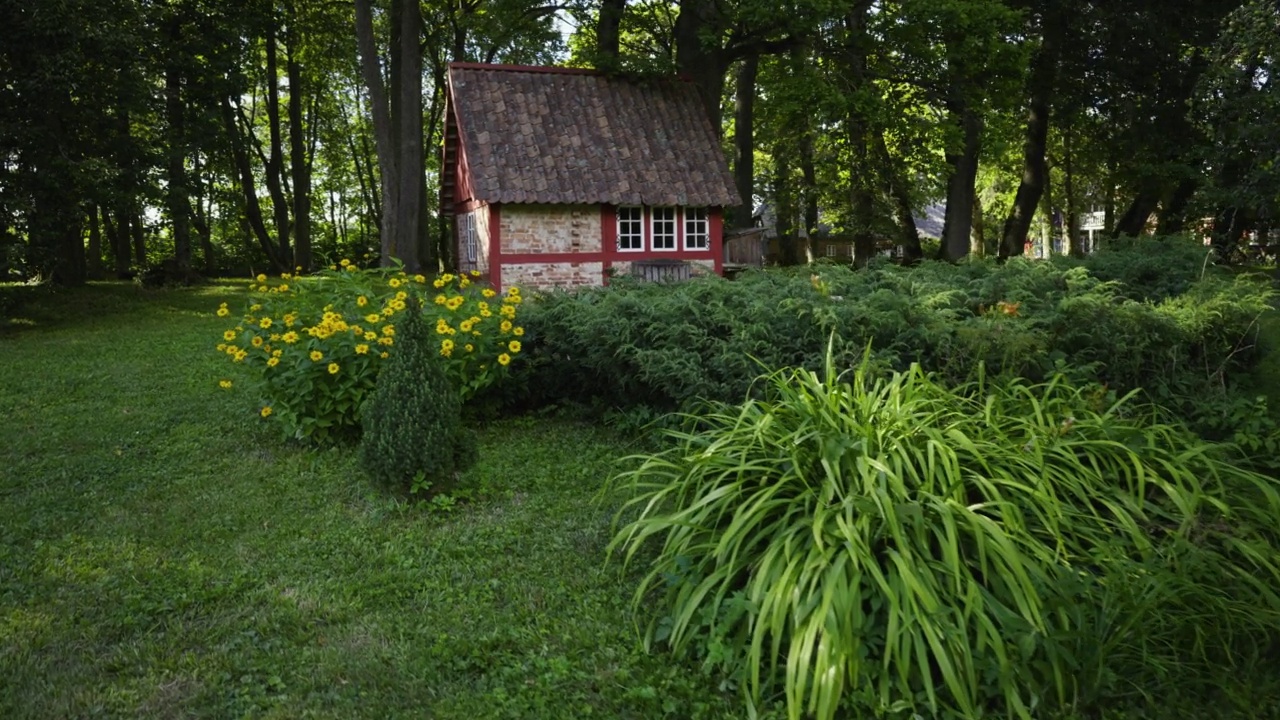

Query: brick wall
[504,261,603,290]
[501,204,601,254]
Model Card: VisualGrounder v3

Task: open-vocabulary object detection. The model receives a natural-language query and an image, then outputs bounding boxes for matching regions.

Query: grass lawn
[0,283,742,719]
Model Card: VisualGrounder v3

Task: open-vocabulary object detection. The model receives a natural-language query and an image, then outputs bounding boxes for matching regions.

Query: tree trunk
[1112,185,1160,237]
[132,205,146,266]
[732,55,758,228]
[595,0,625,69]
[355,0,422,269]
[773,151,800,266]
[222,97,287,270]
[800,126,819,239]
[674,0,729,133]
[873,130,922,263]
[1156,177,1199,235]
[263,18,292,265]
[165,16,191,271]
[287,19,312,271]
[971,194,986,258]
[940,106,982,261]
[1063,125,1081,256]
[999,15,1060,259]
[391,0,423,270]
[87,204,104,279]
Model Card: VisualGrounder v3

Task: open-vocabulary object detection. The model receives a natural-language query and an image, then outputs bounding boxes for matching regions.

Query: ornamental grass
[608,346,1280,719]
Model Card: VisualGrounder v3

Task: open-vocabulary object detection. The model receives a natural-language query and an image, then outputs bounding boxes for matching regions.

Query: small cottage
[440,62,741,291]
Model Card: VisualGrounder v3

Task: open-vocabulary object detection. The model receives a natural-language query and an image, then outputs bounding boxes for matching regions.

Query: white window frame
[617,206,645,252]
[825,243,838,258]
[651,207,677,251]
[683,207,709,250]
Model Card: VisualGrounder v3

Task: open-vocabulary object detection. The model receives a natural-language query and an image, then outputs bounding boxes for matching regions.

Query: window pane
[653,207,676,250]
[618,206,643,251]
[684,207,708,249]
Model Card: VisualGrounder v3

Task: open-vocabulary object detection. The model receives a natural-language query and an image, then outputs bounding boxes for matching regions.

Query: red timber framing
[485,205,724,291]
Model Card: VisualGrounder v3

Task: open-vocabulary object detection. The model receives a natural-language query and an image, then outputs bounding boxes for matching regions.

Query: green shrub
[1077,234,1218,302]
[516,255,1273,420]
[359,299,476,495]
[608,350,1280,720]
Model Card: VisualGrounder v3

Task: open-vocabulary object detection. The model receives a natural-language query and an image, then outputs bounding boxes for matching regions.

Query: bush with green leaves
[214,262,524,443]
[608,351,1280,720]
[360,299,476,495]
[516,250,1272,423]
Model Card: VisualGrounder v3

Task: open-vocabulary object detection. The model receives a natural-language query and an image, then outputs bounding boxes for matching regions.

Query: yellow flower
[388,278,402,289]
[508,340,522,353]
[356,344,370,354]
[261,406,273,417]
[225,345,239,355]
[482,288,496,298]
[257,286,268,293]
[272,349,282,358]
[365,313,381,324]
[281,273,292,280]
[391,299,406,311]
[459,277,471,288]
[460,320,474,332]
[500,320,512,332]
[446,296,464,311]
[364,331,377,341]
[282,331,299,344]
[395,291,407,301]
[434,294,446,305]
[219,380,232,389]
[259,317,272,329]
[278,284,289,292]
[464,343,474,353]
[310,350,323,362]
[381,307,394,317]
[251,336,264,348]
[256,273,267,282]
[480,309,492,318]
[382,325,395,337]
[500,305,516,319]
[266,357,280,368]
[223,329,237,341]
[269,333,281,342]
[380,352,389,359]
[414,274,426,283]
[328,362,340,375]
[442,273,455,283]
[508,286,520,297]
[441,339,455,353]
[470,270,481,277]
[433,279,445,289]
[514,326,524,336]
[357,296,368,306]
[344,265,356,272]
[217,307,230,317]
[497,353,511,366]
[378,337,394,346]
[340,258,351,267]
[478,302,489,311]
[234,350,248,362]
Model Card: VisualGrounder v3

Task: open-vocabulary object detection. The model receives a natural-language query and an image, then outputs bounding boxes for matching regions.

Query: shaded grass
[0,283,743,719]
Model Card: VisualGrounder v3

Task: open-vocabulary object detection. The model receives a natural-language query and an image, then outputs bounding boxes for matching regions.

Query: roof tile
[448,64,739,208]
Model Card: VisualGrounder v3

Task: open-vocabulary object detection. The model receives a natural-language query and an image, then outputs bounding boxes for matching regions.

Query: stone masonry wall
[500,204,601,255]
[503,261,603,290]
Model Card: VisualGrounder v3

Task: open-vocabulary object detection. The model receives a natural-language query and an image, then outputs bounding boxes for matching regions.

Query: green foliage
[1075,235,1217,301]
[213,264,523,443]
[517,249,1272,419]
[360,298,475,495]
[608,350,1280,720]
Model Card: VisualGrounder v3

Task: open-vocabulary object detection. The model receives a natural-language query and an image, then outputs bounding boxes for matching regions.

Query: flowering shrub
[215,262,523,443]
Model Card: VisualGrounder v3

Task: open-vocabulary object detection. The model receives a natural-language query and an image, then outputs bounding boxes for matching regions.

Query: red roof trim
[448,62,604,76]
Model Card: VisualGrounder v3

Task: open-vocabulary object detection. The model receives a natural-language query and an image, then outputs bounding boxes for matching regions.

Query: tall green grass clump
[608,350,1280,720]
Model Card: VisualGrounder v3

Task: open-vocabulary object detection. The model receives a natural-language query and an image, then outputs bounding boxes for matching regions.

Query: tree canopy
[2,0,1275,284]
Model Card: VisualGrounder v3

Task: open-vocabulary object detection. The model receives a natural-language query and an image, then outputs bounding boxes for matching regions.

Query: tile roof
[446,63,740,208]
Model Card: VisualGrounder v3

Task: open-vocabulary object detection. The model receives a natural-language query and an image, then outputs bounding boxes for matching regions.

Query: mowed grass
[0,283,742,719]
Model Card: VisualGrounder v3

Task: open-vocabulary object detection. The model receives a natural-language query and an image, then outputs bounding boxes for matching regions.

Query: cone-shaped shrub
[360,298,475,494]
